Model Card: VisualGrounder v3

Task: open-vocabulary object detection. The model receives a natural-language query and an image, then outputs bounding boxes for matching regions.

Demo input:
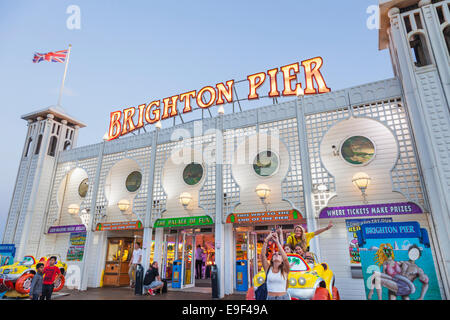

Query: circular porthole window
[183,163,204,186]
[126,171,142,192]
[78,178,89,198]
[253,151,279,177]
[341,136,375,165]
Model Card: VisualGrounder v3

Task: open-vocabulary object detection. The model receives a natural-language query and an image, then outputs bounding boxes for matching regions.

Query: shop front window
[253,151,279,177]
[341,136,375,165]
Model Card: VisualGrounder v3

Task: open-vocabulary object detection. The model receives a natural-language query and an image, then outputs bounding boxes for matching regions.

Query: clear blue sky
[0,0,392,240]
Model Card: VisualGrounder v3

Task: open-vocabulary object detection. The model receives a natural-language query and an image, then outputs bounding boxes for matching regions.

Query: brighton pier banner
[107,57,331,140]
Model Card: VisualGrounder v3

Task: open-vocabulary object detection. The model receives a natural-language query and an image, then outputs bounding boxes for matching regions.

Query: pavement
[55,286,246,300]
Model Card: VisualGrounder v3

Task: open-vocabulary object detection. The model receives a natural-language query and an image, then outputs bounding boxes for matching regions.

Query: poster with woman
[0,244,15,266]
[357,221,442,300]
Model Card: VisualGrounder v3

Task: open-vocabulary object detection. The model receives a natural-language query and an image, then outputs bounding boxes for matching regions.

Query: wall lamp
[68,203,80,215]
[179,192,193,209]
[117,199,131,212]
[255,184,271,206]
[352,172,371,204]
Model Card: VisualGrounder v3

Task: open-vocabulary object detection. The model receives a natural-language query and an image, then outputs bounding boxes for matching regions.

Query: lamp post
[352,172,371,204]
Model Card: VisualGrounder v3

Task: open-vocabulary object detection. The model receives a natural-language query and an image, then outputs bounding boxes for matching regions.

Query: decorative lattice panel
[305,107,350,213]
[351,98,426,208]
[259,118,305,213]
[222,126,257,216]
[94,146,152,225]
[45,157,98,230]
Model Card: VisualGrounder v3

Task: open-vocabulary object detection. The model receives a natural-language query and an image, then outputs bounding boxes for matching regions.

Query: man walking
[128,242,142,288]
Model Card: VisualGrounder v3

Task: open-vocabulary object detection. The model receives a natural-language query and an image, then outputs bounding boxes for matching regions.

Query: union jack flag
[33,49,68,63]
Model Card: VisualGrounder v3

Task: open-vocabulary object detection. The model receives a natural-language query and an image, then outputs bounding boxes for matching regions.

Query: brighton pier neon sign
[107,57,331,140]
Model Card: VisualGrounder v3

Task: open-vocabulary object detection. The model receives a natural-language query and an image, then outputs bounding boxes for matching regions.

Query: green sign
[154,215,214,228]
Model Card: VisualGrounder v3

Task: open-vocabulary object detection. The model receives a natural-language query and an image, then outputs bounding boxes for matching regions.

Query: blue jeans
[144,280,163,291]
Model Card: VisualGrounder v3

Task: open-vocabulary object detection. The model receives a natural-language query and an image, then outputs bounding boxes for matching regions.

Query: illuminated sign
[107,57,331,140]
[95,221,143,231]
[153,215,214,228]
[226,209,302,224]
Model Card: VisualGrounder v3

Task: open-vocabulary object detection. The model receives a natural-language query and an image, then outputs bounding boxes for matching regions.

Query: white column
[295,98,321,260]
[80,140,105,291]
[142,129,158,273]
[419,1,450,105]
[153,228,164,267]
[388,7,450,298]
[214,115,225,298]
[223,223,234,295]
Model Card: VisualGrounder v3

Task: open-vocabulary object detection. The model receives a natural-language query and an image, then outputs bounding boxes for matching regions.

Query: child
[29,263,44,300]
[41,256,61,300]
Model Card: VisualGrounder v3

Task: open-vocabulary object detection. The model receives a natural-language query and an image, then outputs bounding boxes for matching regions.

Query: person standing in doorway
[41,256,61,300]
[128,242,142,288]
[195,244,204,279]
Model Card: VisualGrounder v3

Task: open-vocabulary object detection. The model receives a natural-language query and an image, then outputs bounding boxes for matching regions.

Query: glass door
[162,234,176,280]
[248,232,258,285]
[181,232,195,288]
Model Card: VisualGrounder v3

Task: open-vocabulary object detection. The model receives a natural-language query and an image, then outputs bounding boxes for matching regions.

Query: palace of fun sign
[107,57,331,140]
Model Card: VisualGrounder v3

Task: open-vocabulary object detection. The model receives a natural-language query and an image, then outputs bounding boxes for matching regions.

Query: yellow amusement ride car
[253,253,340,300]
[0,255,67,298]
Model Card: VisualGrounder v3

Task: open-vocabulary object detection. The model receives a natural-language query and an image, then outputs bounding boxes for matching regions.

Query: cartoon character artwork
[357,221,442,300]
[366,243,429,300]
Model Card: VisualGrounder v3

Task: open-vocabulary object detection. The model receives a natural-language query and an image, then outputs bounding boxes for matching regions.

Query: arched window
[48,136,58,157]
[63,140,71,151]
[34,135,42,155]
[444,25,450,57]
[24,137,32,157]
[409,33,432,67]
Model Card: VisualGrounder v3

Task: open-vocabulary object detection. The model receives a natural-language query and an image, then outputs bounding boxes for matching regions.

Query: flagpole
[57,44,72,106]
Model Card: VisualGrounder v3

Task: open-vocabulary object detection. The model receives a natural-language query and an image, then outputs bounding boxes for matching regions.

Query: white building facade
[2,0,449,299]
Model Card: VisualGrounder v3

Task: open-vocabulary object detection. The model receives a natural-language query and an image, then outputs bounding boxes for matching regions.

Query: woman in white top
[261,231,291,300]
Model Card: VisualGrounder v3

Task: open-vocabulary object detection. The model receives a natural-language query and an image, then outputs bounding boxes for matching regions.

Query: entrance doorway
[161,228,215,289]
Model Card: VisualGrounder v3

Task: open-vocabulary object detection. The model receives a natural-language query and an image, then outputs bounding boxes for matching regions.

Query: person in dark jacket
[29,263,44,300]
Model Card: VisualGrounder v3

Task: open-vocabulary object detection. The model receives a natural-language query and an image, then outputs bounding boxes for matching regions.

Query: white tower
[379,0,450,296]
[2,106,85,260]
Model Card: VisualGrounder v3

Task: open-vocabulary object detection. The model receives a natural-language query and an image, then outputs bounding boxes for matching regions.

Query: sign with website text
[107,57,331,140]
[48,224,87,234]
[153,215,213,228]
[66,232,86,261]
[319,202,423,219]
[346,218,393,266]
[226,209,301,224]
[95,221,143,231]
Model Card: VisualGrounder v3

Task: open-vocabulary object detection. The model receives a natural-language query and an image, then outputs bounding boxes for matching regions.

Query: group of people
[29,256,62,300]
[260,222,333,300]
[128,242,165,296]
